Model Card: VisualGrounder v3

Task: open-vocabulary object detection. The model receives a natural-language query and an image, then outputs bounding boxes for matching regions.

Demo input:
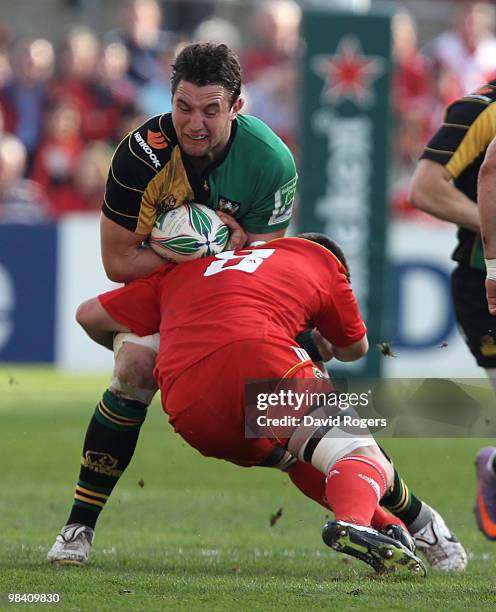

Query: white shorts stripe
[292,346,310,362]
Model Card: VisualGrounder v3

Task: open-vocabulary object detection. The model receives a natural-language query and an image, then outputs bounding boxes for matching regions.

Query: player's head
[171,43,244,160]
[297,232,350,280]
[171,43,241,104]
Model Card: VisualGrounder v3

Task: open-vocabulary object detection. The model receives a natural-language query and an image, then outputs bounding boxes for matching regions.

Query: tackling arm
[100,215,165,283]
[409,159,480,232]
[311,328,368,362]
[478,136,496,314]
[311,250,369,363]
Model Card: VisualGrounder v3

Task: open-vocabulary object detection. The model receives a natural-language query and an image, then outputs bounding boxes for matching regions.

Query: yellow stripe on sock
[97,404,125,426]
[388,482,409,512]
[76,486,109,500]
[74,494,106,508]
[98,403,136,427]
[100,400,142,424]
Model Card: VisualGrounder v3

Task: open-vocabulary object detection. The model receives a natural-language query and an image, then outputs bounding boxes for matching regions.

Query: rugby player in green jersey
[47,42,465,570]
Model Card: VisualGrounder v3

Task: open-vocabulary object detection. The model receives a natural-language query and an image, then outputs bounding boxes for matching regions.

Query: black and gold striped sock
[381,468,422,527]
[66,390,147,529]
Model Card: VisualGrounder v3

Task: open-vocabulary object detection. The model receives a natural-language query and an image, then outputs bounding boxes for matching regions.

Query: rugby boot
[322,520,426,576]
[474,447,496,541]
[412,506,467,571]
[47,523,94,565]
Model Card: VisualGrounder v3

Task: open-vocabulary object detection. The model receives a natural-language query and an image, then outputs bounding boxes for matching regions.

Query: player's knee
[287,417,386,481]
[75,298,102,331]
[113,342,157,390]
[342,444,394,488]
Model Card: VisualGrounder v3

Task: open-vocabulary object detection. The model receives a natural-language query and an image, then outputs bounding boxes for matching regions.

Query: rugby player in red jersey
[65,234,432,574]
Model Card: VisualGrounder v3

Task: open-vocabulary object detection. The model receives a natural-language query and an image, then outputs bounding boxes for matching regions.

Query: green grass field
[1,367,496,611]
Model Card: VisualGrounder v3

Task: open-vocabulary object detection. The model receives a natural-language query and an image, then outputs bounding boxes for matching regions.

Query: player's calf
[47,335,159,565]
[287,410,393,526]
[324,451,390,526]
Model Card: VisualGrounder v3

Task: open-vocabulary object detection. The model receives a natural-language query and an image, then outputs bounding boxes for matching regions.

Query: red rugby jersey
[154,237,366,386]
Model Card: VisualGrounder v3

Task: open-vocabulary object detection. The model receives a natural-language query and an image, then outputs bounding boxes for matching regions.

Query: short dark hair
[297,232,350,280]
[171,43,242,106]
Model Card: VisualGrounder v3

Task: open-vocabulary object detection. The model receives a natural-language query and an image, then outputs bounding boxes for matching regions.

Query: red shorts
[160,339,323,467]
[98,267,170,336]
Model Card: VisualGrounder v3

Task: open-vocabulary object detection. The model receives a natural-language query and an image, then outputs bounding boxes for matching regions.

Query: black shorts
[451,264,496,368]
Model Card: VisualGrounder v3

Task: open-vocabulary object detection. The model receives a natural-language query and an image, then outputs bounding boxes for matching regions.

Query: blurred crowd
[1,0,496,223]
[391,1,496,218]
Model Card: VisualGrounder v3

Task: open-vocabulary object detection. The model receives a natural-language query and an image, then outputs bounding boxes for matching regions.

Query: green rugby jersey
[102,113,297,236]
[421,81,496,270]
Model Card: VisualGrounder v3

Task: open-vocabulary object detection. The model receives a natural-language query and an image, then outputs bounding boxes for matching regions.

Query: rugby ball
[150,203,230,262]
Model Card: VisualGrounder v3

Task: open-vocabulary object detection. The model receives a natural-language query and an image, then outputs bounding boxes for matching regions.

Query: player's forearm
[103,246,165,283]
[410,171,480,232]
[100,214,166,283]
[332,336,369,362]
[479,140,496,259]
[311,329,334,361]
[314,331,368,363]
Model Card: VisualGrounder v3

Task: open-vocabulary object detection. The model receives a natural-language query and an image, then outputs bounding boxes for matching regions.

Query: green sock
[381,468,423,528]
[66,390,147,529]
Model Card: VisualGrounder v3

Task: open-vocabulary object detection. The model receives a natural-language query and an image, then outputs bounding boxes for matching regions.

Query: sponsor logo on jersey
[218,196,241,216]
[158,194,177,213]
[133,131,162,168]
[147,129,168,150]
[268,175,297,226]
[81,451,123,477]
[312,366,327,379]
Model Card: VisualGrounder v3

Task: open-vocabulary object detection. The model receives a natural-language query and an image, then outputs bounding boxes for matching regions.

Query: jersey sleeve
[238,145,298,234]
[102,114,175,233]
[312,260,367,347]
[420,95,496,179]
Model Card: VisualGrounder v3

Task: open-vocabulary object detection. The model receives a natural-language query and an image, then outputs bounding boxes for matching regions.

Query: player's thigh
[167,395,275,466]
[163,341,312,466]
[451,264,496,367]
[76,297,126,332]
[166,364,272,466]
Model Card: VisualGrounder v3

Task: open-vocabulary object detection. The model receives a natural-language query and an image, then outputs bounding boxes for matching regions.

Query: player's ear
[231,96,244,118]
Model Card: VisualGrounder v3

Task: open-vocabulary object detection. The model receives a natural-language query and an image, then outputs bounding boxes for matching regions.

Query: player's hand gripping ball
[150,203,230,262]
